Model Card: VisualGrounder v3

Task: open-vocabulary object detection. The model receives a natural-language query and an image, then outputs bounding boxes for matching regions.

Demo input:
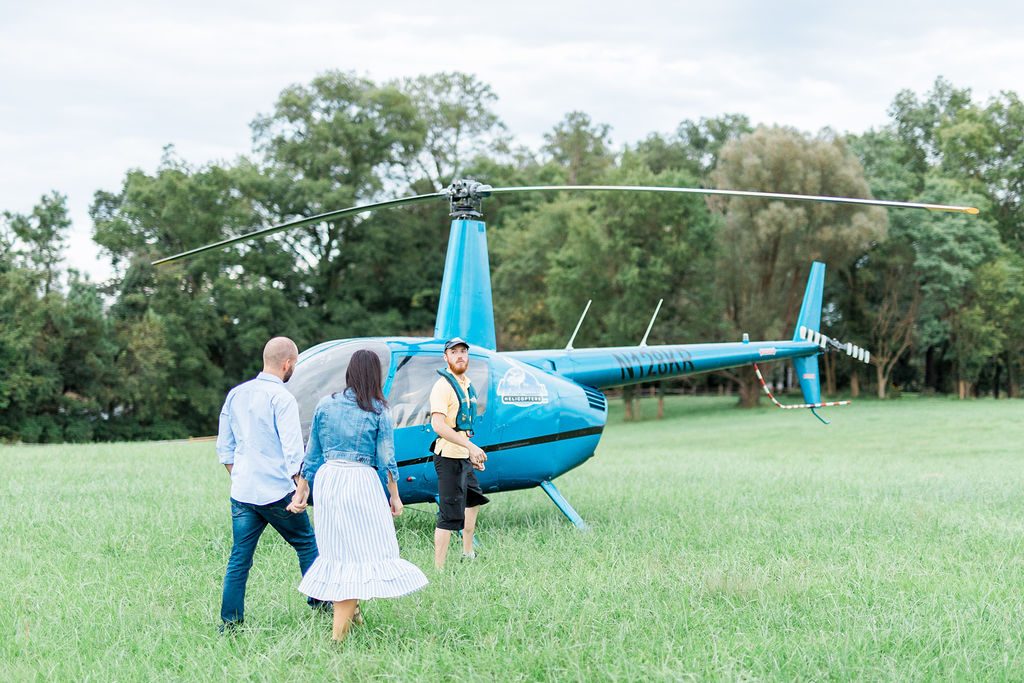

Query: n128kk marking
[612,349,695,381]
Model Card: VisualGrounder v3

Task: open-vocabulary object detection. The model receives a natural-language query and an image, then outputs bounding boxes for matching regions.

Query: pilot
[430,337,489,569]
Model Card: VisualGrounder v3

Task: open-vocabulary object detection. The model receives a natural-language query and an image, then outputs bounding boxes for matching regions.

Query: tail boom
[506,339,819,390]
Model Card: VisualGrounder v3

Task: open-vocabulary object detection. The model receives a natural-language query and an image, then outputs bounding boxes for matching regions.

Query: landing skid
[539,480,589,530]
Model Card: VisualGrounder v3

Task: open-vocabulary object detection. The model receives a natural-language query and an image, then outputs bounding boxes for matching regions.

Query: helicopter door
[387,354,442,486]
[387,353,490,488]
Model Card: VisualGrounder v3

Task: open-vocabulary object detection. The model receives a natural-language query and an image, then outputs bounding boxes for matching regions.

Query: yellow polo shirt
[430,372,472,459]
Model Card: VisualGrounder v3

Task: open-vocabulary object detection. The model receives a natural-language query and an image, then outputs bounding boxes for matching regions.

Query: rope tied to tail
[752,363,850,424]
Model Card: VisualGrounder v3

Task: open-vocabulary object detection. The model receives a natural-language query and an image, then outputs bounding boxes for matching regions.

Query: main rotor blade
[151,192,446,266]
[487,185,980,215]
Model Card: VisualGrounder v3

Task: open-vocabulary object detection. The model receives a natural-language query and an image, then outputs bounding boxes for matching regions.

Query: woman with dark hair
[297,349,428,641]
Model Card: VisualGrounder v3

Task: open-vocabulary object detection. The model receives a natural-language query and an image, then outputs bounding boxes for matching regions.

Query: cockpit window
[286,340,391,439]
[388,354,489,428]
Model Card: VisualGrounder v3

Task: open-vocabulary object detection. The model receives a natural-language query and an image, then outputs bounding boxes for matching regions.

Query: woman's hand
[287,476,309,513]
[386,473,402,516]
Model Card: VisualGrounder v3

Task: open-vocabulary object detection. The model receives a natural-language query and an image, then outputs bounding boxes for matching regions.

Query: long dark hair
[342,349,386,413]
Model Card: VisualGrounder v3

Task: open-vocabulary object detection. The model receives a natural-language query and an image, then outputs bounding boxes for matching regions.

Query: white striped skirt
[298,459,428,601]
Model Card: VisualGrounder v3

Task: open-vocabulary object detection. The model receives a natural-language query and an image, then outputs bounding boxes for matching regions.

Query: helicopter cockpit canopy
[387,352,489,428]
[286,340,390,439]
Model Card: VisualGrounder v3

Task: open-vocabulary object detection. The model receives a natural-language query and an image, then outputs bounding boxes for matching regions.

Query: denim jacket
[301,389,397,486]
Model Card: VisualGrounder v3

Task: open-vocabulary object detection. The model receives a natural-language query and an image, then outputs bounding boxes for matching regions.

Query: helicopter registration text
[613,349,696,381]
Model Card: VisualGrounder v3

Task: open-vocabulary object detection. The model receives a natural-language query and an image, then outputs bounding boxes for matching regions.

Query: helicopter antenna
[639,298,664,347]
[565,299,592,350]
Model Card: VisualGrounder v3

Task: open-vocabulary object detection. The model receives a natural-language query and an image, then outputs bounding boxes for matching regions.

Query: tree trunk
[1007,352,1020,398]
[925,346,936,392]
[623,386,634,421]
[850,369,860,398]
[958,379,968,400]
[737,367,761,408]
[823,352,836,397]
[875,363,888,399]
[656,382,665,419]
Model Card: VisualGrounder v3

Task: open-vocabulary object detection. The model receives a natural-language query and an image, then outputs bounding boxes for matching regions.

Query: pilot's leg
[463,505,478,555]
[434,454,464,569]
[462,466,490,556]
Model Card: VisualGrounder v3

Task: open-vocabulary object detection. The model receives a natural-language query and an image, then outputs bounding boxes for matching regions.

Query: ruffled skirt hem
[298,557,429,601]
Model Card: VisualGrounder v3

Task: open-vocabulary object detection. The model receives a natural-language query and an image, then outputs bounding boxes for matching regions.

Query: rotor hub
[446,178,493,219]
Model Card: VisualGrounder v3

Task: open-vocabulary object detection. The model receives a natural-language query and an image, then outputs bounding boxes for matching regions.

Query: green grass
[4,395,1024,681]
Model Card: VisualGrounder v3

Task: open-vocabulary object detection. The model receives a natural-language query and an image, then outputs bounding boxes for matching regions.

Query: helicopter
[154,179,978,528]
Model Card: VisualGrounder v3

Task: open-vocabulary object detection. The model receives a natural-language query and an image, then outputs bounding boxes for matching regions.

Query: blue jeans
[220,493,320,624]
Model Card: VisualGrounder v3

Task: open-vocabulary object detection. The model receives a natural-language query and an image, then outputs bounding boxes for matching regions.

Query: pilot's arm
[429,381,486,466]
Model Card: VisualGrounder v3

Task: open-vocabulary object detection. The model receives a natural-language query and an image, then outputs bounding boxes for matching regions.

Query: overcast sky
[3,1,1022,281]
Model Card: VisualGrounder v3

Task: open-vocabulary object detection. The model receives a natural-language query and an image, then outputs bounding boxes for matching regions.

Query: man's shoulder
[229,376,292,401]
[269,382,297,406]
[226,377,257,399]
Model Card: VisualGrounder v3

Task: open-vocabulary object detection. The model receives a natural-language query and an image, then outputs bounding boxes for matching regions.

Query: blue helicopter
[154,180,978,528]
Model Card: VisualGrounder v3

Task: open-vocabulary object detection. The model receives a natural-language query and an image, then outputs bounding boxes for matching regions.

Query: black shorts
[434,454,490,531]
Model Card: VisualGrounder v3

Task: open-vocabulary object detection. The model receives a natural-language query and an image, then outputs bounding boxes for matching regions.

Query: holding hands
[287,476,310,513]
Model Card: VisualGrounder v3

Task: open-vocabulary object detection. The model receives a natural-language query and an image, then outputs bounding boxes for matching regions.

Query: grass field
[4,395,1024,681]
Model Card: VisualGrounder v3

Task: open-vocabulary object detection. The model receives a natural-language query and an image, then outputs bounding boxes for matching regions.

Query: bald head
[263,337,299,381]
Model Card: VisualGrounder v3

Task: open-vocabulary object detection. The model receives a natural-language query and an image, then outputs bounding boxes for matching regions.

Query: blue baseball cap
[444,337,470,351]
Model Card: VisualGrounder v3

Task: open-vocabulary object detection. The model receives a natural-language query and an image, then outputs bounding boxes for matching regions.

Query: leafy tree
[542,111,614,184]
[92,153,263,435]
[0,195,113,442]
[634,114,752,178]
[398,72,508,190]
[0,266,62,441]
[492,160,718,358]
[711,126,886,406]
[845,128,926,397]
[2,192,70,294]
[888,77,972,186]
[970,254,1024,397]
[939,91,1024,249]
[909,177,999,395]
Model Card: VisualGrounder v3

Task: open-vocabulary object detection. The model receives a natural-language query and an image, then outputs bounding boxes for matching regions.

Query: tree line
[2,73,1021,442]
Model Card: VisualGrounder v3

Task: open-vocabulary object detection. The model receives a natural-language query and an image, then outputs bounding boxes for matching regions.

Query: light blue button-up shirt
[216,372,304,505]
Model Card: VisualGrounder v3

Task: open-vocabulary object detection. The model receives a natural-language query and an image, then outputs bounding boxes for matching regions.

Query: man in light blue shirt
[216,336,325,629]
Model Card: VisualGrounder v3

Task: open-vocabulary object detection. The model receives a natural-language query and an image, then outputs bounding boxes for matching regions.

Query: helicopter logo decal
[497,365,549,406]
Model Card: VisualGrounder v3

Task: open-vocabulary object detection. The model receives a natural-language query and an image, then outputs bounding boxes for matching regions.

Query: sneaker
[219,619,243,634]
[461,551,477,561]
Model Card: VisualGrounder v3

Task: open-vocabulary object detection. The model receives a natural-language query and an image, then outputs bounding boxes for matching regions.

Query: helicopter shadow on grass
[396,494,592,538]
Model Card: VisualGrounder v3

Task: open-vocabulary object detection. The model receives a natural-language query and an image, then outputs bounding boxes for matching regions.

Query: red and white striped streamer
[752,363,851,410]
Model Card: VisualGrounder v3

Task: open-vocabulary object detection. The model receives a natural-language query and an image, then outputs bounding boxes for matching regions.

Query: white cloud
[2,1,1023,280]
